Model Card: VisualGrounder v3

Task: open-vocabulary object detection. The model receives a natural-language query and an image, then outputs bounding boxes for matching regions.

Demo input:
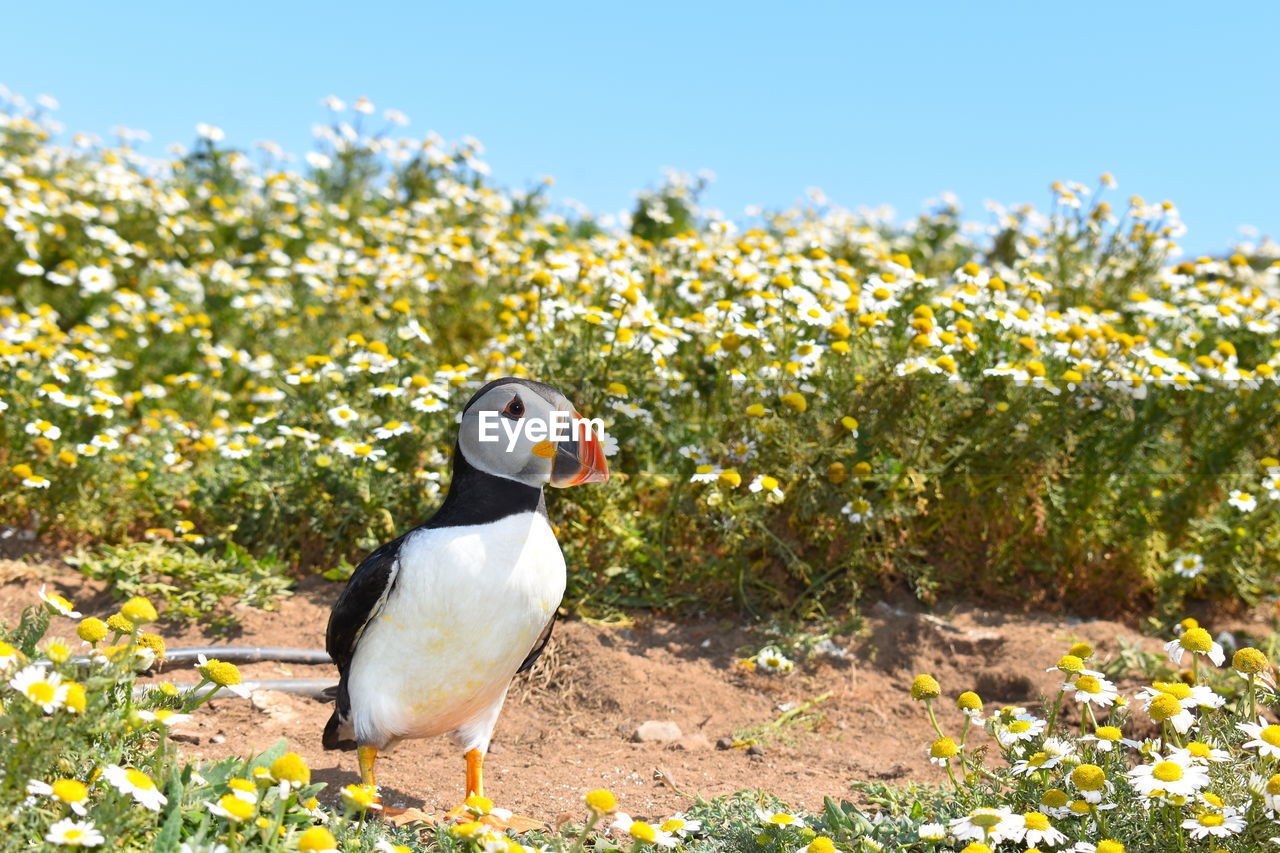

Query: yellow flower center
[202,659,242,686]
[27,682,55,704]
[297,827,339,852]
[1095,726,1122,741]
[968,811,1002,828]
[125,769,155,791]
[1072,764,1105,791]
[630,821,657,842]
[585,789,617,813]
[65,830,85,841]
[1023,812,1050,831]
[219,794,254,821]
[52,779,88,802]
[464,794,494,814]
[1186,742,1211,758]
[910,674,941,700]
[930,737,958,759]
[660,820,685,833]
[1268,774,1280,796]
[1148,694,1182,721]
[1009,720,1031,733]
[1179,628,1213,652]
[1198,813,1224,827]
[1234,647,1269,673]
[1156,681,1192,700]
[1041,789,1069,808]
[1261,725,1280,747]
[1056,654,1084,673]
[1153,762,1183,783]
[1076,675,1102,694]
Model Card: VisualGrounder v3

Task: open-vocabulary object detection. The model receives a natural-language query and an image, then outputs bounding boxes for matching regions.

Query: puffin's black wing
[323,535,405,751]
[325,534,405,673]
[517,613,557,674]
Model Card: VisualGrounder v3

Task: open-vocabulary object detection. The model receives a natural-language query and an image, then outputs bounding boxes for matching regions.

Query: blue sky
[3,1,1276,253]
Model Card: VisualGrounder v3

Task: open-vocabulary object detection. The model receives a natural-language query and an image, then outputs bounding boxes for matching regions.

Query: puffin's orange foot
[445,800,550,834]
[385,806,437,827]
[483,813,552,834]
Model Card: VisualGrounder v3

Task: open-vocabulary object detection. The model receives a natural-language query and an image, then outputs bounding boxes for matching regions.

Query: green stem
[1046,688,1066,735]
[924,700,946,740]
[569,812,601,853]
[942,759,961,793]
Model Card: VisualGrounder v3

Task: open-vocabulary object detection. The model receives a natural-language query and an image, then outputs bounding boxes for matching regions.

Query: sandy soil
[0,550,1256,824]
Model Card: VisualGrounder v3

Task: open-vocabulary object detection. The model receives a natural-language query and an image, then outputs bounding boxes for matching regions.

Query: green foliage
[1,91,1278,625]
[68,541,292,632]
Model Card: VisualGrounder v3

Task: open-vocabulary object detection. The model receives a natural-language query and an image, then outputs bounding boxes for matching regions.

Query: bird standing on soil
[323,378,608,825]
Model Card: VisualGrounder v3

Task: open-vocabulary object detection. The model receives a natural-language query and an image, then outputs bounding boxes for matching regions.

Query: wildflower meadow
[2,87,1280,851]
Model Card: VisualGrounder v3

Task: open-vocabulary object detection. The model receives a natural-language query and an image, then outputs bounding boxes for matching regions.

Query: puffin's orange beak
[550,411,609,487]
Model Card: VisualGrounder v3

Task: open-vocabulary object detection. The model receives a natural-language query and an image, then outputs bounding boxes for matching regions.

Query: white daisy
[1182,807,1245,840]
[1239,719,1280,759]
[1015,811,1068,848]
[39,585,81,618]
[1128,753,1210,798]
[44,818,104,847]
[1227,490,1257,512]
[949,807,1024,844]
[996,714,1046,747]
[102,765,168,811]
[9,665,67,713]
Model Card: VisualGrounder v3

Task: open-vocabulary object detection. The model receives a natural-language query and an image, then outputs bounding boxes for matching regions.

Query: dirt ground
[0,552,1263,823]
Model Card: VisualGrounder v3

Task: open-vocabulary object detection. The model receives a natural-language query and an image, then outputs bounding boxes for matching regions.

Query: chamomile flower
[1066,673,1119,707]
[755,646,795,674]
[326,404,359,427]
[1165,627,1225,667]
[949,807,1024,844]
[756,808,805,829]
[27,779,90,816]
[1227,490,1257,512]
[1181,807,1245,840]
[9,665,67,713]
[657,814,702,838]
[102,765,167,811]
[1128,753,1210,798]
[44,818,104,848]
[1171,740,1231,764]
[996,714,1046,747]
[195,654,251,698]
[1016,812,1068,848]
[1238,719,1280,759]
[612,814,677,847]
[1171,553,1204,578]
[39,585,81,618]
[917,823,947,842]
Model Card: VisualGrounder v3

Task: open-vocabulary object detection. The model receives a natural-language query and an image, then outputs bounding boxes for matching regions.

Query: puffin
[323,377,608,822]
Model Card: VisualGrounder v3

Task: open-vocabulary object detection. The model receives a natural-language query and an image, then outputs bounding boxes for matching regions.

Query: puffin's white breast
[346,511,565,746]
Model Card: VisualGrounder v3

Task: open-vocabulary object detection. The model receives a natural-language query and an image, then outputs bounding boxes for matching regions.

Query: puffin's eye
[503,396,525,418]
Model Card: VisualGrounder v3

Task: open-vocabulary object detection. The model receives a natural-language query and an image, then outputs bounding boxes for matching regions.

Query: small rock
[631,720,682,743]
[715,736,734,751]
[210,734,226,744]
[746,743,765,756]
[672,734,711,751]
[169,731,200,745]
